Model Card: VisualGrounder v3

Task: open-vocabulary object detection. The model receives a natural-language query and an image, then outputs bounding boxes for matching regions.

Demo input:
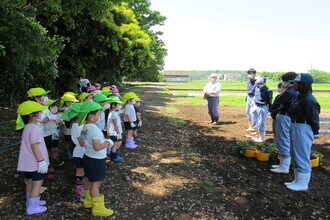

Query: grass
[165,106,180,113]
[168,118,186,127]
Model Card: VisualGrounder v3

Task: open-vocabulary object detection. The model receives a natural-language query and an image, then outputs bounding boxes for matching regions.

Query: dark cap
[289,73,313,84]
[281,72,297,82]
[247,68,256,74]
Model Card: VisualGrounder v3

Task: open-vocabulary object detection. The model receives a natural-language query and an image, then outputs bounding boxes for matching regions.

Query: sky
[150,0,330,72]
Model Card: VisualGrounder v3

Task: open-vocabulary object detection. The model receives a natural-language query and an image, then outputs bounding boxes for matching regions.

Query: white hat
[255,76,265,84]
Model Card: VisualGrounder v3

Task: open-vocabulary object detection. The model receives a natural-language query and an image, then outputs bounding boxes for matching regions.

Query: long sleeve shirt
[270,87,298,115]
[203,81,221,97]
[247,79,257,95]
[288,91,320,135]
[255,85,273,106]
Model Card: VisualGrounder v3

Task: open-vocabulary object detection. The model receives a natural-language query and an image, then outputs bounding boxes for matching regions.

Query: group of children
[245,69,320,191]
[16,83,143,216]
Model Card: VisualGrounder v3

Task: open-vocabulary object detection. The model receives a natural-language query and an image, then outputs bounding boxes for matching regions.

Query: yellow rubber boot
[92,194,114,217]
[83,190,92,208]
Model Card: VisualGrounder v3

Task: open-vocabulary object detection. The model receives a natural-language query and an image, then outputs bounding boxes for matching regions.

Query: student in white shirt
[79,101,114,217]
[107,96,124,162]
[122,92,139,149]
[203,73,221,125]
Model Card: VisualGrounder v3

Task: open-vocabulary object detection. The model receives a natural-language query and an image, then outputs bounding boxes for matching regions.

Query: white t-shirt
[124,104,137,122]
[71,123,85,158]
[95,111,106,131]
[80,124,107,159]
[107,111,122,136]
[43,109,57,137]
[203,81,221,97]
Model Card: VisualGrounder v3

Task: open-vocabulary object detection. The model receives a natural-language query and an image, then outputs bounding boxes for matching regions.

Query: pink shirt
[17,124,49,172]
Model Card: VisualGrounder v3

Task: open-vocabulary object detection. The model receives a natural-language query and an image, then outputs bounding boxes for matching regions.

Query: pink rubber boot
[75,185,84,197]
[125,137,138,149]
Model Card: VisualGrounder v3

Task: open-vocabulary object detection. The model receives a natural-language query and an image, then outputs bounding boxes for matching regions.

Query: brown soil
[0,84,329,219]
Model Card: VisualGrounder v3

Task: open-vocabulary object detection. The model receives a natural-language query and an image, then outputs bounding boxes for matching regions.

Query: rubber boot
[286,172,311,191]
[125,137,137,149]
[91,194,114,217]
[26,197,47,215]
[255,131,265,143]
[284,168,298,186]
[110,151,124,162]
[75,185,84,197]
[83,190,93,208]
[26,193,46,207]
[270,157,291,174]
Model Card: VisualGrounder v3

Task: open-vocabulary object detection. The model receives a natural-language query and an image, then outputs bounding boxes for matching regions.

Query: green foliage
[0,0,167,106]
[234,141,252,155]
[311,151,324,160]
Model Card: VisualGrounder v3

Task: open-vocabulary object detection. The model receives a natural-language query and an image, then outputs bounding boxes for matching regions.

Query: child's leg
[126,130,133,139]
[83,177,91,191]
[30,180,44,198]
[111,141,119,153]
[133,129,137,137]
[90,181,102,197]
[25,178,33,193]
[76,167,84,177]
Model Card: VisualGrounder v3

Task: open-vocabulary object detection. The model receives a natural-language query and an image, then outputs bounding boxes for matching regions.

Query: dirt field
[0,84,329,219]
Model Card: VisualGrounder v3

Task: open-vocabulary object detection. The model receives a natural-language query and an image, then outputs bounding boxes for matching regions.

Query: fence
[319,116,330,143]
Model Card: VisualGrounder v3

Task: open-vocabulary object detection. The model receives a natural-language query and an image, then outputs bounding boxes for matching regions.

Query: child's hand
[38,160,48,174]
[117,133,122,140]
[105,139,114,147]
[138,121,142,127]
[130,122,136,128]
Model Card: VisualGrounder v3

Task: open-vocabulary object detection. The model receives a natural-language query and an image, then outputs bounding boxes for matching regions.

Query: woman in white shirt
[203,73,221,125]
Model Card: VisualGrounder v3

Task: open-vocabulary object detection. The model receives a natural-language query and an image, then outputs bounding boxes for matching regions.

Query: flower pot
[310,157,320,167]
[256,152,270,161]
[244,150,256,158]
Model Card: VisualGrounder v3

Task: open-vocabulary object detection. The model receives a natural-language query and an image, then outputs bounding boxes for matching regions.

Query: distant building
[163,70,190,82]
[219,72,243,80]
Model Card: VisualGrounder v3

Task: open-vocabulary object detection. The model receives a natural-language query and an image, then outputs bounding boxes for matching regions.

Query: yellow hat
[79,93,92,102]
[122,92,138,104]
[63,92,77,97]
[16,101,48,130]
[46,99,57,106]
[101,87,111,93]
[60,94,79,107]
[27,88,50,97]
[135,97,142,102]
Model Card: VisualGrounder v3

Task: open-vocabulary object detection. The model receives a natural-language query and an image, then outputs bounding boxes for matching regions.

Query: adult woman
[286,73,320,191]
[203,73,221,125]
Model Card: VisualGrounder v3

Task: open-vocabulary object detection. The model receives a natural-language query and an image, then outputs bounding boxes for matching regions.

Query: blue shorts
[83,155,106,182]
[73,157,84,168]
[24,172,48,181]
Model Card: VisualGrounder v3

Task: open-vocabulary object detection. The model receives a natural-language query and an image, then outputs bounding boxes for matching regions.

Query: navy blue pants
[207,96,220,118]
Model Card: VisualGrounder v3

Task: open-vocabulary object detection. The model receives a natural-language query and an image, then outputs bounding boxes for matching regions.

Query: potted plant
[234,141,252,157]
[310,151,324,167]
[256,142,277,162]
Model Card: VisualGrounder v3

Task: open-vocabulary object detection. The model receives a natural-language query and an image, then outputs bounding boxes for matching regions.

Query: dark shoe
[134,136,141,141]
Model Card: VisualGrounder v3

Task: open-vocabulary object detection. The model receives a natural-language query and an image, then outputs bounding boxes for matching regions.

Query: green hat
[16,101,48,130]
[93,94,110,103]
[78,101,105,125]
[108,96,124,104]
[101,91,113,97]
[27,88,50,97]
[61,103,83,121]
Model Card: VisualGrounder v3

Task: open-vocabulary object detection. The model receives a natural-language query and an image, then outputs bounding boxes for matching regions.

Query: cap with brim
[61,103,83,121]
[288,73,313,84]
[60,94,79,107]
[27,88,50,97]
[108,96,124,104]
[112,88,119,93]
[135,97,142,102]
[64,92,77,97]
[101,87,111,93]
[255,76,265,84]
[122,92,138,104]
[101,91,113,97]
[93,94,110,103]
[79,93,92,102]
[78,102,106,125]
[46,99,57,106]
[16,101,48,130]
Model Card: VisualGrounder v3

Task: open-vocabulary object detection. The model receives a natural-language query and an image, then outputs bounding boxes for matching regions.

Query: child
[16,101,49,215]
[111,86,122,99]
[61,103,85,197]
[87,86,97,96]
[79,92,93,102]
[94,83,102,95]
[43,99,64,179]
[79,101,114,216]
[93,94,111,136]
[252,76,273,142]
[123,92,138,149]
[107,96,124,162]
[59,94,79,159]
[133,97,142,141]
[27,88,50,106]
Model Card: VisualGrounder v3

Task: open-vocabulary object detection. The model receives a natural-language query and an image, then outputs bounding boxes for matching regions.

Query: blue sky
[150,0,330,72]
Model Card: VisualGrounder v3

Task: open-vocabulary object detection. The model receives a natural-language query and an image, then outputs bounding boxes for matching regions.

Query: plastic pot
[244,150,256,158]
[310,157,320,168]
[256,152,270,161]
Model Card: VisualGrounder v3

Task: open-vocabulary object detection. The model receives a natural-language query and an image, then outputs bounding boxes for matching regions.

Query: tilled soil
[0,84,329,219]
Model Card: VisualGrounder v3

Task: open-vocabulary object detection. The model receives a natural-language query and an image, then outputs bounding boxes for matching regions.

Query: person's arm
[306,100,320,135]
[77,137,85,147]
[31,143,44,161]
[113,118,120,134]
[92,139,110,151]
